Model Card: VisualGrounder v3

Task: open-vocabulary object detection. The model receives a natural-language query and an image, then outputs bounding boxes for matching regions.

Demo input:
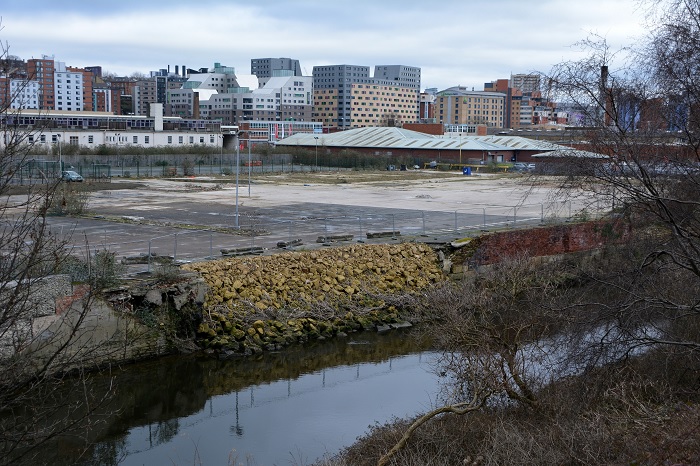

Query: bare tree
[540,0,700,353]
[0,29,115,465]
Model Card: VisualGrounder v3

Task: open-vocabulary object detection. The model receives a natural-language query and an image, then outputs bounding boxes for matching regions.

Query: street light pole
[247,139,251,197]
[459,131,462,166]
[235,136,240,228]
[314,136,319,172]
[57,134,62,172]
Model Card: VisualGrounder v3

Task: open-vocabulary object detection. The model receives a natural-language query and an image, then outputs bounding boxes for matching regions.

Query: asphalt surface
[39,172,588,274]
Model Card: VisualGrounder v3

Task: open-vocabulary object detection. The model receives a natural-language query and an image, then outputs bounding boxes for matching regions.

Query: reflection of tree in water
[85,436,128,466]
[148,419,180,447]
[229,392,244,437]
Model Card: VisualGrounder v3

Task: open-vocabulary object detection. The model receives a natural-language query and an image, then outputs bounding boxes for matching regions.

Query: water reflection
[52,328,438,465]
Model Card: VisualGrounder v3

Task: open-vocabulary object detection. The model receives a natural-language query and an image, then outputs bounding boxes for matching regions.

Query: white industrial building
[0,104,235,151]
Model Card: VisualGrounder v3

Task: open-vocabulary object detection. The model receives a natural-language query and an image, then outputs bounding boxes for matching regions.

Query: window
[178,136,183,144]
[168,136,173,144]
[133,136,138,143]
[88,135,94,143]
[145,136,150,144]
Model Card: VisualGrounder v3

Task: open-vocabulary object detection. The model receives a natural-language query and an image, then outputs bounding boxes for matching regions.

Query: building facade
[0,107,226,151]
[0,78,40,109]
[312,64,421,129]
[191,74,313,125]
[251,57,302,86]
[435,87,505,127]
[26,56,56,110]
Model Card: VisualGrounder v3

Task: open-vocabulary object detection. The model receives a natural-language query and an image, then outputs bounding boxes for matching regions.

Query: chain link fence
[58,200,601,276]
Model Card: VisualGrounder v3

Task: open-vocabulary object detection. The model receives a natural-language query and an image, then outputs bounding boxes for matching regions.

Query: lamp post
[247,137,251,197]
[219,135,223,172]
[235,135,240,228]
[314,136,319,172]
[459,131,462,166]
[56,134,62,172]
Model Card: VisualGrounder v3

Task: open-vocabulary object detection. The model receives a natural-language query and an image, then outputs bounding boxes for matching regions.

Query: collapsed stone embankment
[181,242,444,355]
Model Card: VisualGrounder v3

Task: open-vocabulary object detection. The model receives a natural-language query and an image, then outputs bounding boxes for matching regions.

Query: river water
[47,328,440,465]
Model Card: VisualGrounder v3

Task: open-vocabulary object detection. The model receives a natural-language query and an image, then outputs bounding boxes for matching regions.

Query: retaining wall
[467,219,630,266]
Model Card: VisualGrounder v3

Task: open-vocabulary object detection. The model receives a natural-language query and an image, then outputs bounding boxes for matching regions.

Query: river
[43,328,439,465]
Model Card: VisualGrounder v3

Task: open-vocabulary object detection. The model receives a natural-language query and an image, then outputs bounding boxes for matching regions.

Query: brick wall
[468,219,630,266]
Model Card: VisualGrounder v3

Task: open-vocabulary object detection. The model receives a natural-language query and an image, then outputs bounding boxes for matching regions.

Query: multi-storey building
[23,58,89,112]
[435,87,505,127]
[26,56,56,110]
[132,68,189,116]
[92,84,113,112]
[167,61,313,125]
[0,78,40,109]
[484,76,564,128]
[202,75,313,125]
[134,79,157,116]
[511,73,541,94]
[103,76,136,115]
[312,64,421,129]
[165,63,239,118]
[67,66,93,111]
[251,57,302,86]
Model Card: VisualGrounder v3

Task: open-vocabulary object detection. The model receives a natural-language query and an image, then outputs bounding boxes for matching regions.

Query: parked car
[62,170,83,182]
[512,162,529,172]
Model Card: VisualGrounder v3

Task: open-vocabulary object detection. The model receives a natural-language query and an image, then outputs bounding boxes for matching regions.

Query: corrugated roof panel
[274,127,602,157]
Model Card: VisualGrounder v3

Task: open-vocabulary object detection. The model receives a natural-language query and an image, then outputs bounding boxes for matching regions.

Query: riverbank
[181,242,444,355]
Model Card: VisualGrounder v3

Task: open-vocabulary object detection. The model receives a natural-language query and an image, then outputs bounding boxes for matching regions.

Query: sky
[0,0,648,91]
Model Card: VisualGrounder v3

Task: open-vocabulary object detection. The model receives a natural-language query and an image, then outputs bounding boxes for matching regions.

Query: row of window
[26,134,220,145]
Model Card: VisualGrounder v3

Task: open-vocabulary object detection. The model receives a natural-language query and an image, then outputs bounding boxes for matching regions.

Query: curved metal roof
[277,126,565,153]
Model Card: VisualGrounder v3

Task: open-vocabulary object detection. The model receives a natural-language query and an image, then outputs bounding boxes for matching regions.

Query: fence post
[454,210,458,232]
[147,239,152,273]
[358,213,363,239]
[422,211,426,235]
[483,208,487,230]
[174,233,178,261]
[209,232,213,258]
[541,203,544,223]
[391,214,396,239]
[513,207,517,227]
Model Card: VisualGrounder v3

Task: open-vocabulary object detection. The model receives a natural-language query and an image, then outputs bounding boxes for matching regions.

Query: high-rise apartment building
[312,64,421,129]
[0,78,40,109]
[68,66,93,111]
[26,56,56,110]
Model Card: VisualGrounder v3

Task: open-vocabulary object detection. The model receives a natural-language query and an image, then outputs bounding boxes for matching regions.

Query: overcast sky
[1,0,647,91]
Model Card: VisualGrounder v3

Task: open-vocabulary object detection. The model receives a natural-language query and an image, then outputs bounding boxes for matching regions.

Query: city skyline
[1,0,646,91]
